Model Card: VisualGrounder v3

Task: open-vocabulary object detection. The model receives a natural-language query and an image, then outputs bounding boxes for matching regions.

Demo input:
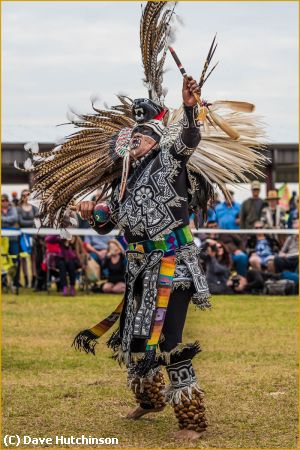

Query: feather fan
[167,104,267,203]
[22,96,135,228]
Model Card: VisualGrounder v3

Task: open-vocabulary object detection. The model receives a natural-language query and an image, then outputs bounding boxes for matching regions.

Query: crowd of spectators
[2,182,299,296]
[199,180,299,295]
[1,191,127,295]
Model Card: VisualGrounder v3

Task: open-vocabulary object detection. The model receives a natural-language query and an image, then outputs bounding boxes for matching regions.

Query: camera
[231,276,240,289]
[209,243,218,253]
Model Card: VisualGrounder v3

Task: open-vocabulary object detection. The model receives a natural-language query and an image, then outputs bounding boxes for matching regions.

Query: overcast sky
[2,1,299,143]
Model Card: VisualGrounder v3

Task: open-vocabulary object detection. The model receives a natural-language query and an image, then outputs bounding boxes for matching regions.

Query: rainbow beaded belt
[127,225,193,255]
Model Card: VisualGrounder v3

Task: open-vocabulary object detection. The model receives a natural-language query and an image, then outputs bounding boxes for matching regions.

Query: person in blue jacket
[215,190,240,230]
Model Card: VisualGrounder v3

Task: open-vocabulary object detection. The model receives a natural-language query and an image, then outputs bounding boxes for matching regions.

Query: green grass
[2,291,298,448]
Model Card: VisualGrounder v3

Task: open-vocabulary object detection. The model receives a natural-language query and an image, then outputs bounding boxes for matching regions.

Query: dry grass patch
[2,291,298,448]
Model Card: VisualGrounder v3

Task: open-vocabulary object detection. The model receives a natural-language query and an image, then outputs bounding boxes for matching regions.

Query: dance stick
[168,46,202,105]
[168,46,239,140]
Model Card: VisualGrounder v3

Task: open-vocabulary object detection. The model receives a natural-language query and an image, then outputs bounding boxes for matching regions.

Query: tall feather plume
[140,1,176,105]
[20,97,135,228]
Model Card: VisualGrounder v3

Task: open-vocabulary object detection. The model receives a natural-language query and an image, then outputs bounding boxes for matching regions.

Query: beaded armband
[182,105,200,129]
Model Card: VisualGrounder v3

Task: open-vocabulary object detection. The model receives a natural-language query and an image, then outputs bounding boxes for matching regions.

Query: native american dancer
[17,2,266,441]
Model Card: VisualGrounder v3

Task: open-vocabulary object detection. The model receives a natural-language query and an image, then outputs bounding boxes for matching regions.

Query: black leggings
[159,286,195,352]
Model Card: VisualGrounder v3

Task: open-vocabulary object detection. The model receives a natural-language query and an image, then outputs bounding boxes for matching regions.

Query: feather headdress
[17,0,267,230]
[18,96,135,228]
[140,1,176,104]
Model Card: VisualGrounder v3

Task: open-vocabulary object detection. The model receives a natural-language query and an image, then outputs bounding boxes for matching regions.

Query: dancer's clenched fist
[77,201,95,220]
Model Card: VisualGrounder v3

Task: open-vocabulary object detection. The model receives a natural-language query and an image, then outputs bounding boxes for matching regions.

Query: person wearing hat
[269,217,299,274]
[240,180,265,229]
[260,189,286,245]
[215,190,241,230]
[260,190,286,230]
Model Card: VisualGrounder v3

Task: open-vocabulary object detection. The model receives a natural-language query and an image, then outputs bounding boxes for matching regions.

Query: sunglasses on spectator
[1,198,8,202]
[255,226,263,229]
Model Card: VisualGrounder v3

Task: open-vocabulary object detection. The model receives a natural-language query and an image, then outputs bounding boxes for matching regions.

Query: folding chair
[1,236,20,294]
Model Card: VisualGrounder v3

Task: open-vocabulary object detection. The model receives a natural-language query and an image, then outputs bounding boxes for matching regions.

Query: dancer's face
[129,132,157,159]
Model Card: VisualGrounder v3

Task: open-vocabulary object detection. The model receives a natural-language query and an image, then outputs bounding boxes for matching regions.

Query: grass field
[2,291,298,448]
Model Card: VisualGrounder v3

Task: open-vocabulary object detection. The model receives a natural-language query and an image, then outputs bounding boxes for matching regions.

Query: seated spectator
[215,190,240,229]
[17,189,38,287]
[221,234,249,277]
[45,235,84,296]
[1,193,18,230]
[227,270,275,295]
[247,220,279,270]
[1,194,19,288]
[269,218,298,274]
[200,241,233,294]
[101,240,126,294]
[84,234,110,276]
